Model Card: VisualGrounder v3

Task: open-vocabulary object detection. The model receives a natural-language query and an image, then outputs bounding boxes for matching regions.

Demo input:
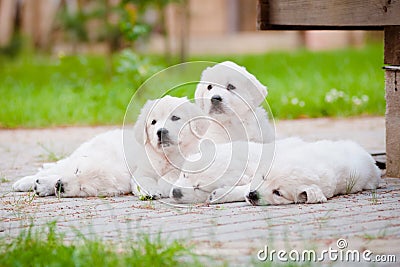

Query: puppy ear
[188,104,210,137]
[222,61,268,107]
[133,100,156,145]
[245,70,268,107]
[295,185,327,204]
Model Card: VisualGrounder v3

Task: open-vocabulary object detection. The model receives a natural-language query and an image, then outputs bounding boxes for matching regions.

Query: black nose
[157,128,169,139]
[247,190,259,202]
[171,188,183,199]
[211,95,222,104]
[55,179,65,194]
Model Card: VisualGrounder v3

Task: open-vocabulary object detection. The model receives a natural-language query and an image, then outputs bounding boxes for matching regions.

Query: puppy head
[245,172,323,206]
[134,96,209,155]
[170,146,252,204]
[195,61,267,121]
[169,171,214,204]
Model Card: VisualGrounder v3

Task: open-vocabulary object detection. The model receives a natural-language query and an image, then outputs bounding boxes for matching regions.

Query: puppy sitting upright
[195,61,274,143]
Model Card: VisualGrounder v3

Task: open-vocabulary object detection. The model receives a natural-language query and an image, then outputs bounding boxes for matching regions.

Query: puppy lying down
[245,139,381,205]
[170,138,381,205]
[12,96,208,198]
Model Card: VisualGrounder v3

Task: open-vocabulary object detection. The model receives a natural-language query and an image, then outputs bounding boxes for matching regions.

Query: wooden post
[384,26,400,178]
[0,0,17,46]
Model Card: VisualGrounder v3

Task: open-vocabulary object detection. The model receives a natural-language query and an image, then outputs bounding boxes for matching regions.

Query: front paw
[12,176,36,192]
[208,188,227,203]
[34,176,59,197]
[54,179,65,197]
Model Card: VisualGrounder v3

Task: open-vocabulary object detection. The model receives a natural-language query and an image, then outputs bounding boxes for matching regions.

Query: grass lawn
[0,222,202,267]
[0,44,384,128]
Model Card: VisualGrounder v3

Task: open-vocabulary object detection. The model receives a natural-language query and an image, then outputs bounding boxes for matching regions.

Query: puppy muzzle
[157,128,172,147]
[210,95,224,114]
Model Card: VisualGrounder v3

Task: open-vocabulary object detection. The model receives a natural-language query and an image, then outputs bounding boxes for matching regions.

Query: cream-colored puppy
[131,95,209,199]
[245,140,381,205]
[169,138,301,204]
[195,61,274,143]
[170,138,381,205]
[12,129,133,197]
[13,96,208,198]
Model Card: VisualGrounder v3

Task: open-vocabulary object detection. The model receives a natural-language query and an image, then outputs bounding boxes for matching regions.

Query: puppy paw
[54,179,65,197]
[318,195,328,203]
[208,188,227,203]
[12,176,36,192]
[34,175,59,197]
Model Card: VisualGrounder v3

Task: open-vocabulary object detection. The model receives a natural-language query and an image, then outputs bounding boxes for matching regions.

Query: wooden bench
[257,0,400,178]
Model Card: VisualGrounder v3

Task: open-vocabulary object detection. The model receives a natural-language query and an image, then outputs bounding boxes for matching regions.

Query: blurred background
[0,0,385,128]
[0,0,383,56]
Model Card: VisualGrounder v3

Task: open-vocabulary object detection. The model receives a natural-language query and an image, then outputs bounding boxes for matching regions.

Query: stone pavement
[1,117,399,266]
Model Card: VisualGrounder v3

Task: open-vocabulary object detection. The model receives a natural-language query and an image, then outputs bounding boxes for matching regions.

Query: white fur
[170,138,381,205]
[246,139,382,205]
[131,96,209,199]
[170,140,275,204]
[12,96,208,198]
[195,61,274,143]
[12,129,133,197]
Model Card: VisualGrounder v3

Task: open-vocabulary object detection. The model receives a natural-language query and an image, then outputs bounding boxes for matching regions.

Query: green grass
[0,44,384,128]
[0,222,201,267]
[198,44,385,119]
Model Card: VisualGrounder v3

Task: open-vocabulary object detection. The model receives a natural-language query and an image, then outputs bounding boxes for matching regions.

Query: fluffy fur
[170,138,381,205]
[12,129,133,197]
[195,61,274,143]
[245,139,382,205]
[130,95,209,199]
[12,96,208,198]
[170,140,274,204]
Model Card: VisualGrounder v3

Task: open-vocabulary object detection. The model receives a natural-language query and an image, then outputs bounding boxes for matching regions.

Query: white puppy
[13,96,208,198]
[131,95,209,199]
[169,138,301,204]
[195,61,274,143]
[170,138,381,205]
[12,129,133,197]
[245,140,382,205]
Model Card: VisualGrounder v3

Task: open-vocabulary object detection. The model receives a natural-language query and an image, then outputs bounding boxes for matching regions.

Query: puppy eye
[151,119,157,125]
[207,84,213,90]
[227,83,236,90]
[272,189,281,197]
[171,115,180,121]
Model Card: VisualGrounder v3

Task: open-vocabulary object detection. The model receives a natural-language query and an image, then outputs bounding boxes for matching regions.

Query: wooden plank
[385,26,400,65]
[0,0,17,46]
[385,67,400,178]
[385,26,400,178]
[258,0,400,30]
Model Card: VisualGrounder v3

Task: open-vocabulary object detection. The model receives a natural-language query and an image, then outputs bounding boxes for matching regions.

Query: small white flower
[361,95,369,103]
[325,95,333,103]
[299,101,305,107]
[291,98,299,105]
[352,96,362,106]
